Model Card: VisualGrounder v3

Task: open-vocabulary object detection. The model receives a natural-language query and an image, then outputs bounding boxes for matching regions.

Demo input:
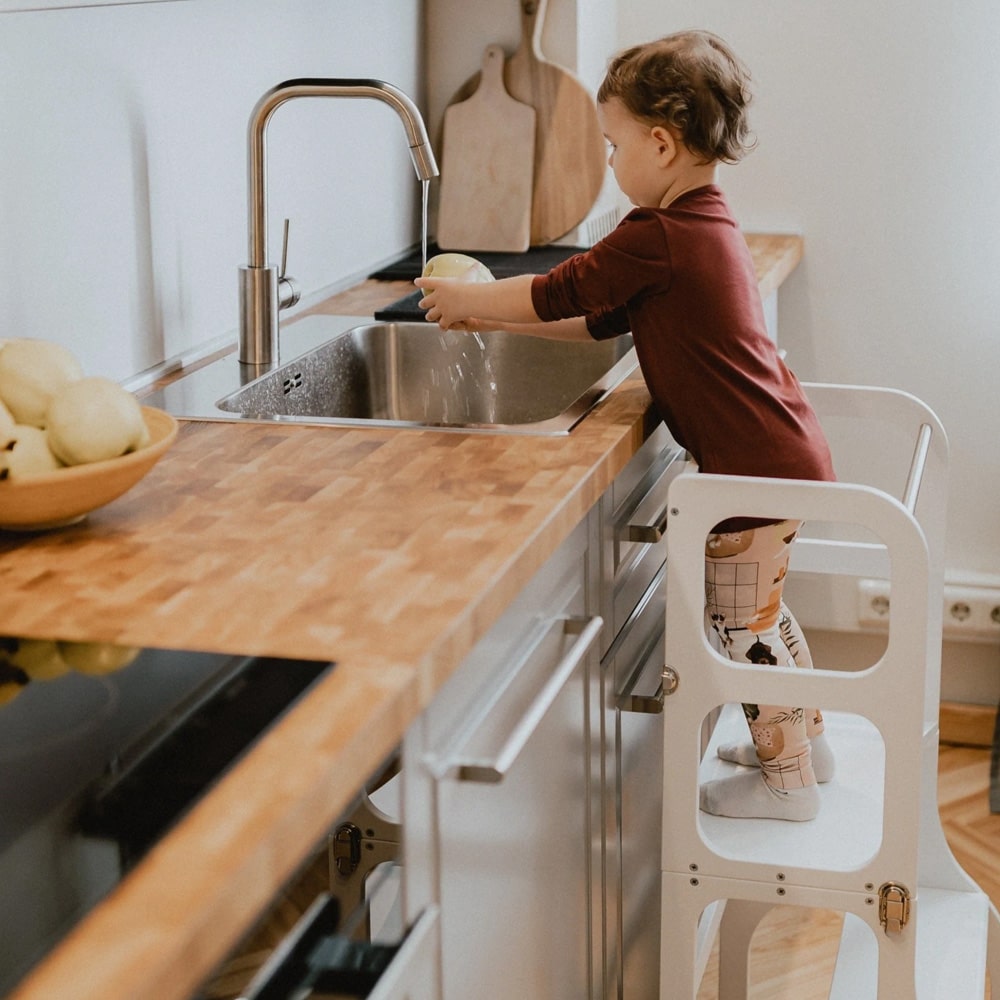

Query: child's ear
[650,125,678,162]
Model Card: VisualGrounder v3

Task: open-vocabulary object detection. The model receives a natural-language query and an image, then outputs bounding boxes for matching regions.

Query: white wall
[618,1,1000,699]
[0,0,425,383]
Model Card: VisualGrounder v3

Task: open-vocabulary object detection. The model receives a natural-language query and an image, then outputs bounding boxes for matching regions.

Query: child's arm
[414,274,592,342]
[415,273,537,329]
[493,317,594,342]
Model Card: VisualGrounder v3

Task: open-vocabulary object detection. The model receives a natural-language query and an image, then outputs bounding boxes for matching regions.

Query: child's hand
[415,254,496,331]
[414,275,474,331]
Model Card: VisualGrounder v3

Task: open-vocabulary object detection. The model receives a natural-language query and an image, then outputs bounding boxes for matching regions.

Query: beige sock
[700,769,820,822]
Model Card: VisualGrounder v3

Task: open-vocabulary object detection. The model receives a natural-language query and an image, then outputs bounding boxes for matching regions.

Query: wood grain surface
[437,45,535,252]
[448,0,607,246]
[505,0,606,244]
[5,234,802,1000]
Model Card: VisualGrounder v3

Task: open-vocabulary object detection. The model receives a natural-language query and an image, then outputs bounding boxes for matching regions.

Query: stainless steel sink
[147,316,638,435]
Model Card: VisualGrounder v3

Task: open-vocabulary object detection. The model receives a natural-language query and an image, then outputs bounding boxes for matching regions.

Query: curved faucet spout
[239,78,439,368]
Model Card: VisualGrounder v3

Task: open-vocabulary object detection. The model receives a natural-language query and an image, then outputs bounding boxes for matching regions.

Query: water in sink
[419,329,499,424]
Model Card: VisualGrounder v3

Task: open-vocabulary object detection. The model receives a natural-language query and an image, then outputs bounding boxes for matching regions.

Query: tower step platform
[698,705,993,998]
[699,706,885,873]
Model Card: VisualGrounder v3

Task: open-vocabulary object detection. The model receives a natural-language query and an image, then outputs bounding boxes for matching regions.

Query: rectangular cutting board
[436,45,536,253]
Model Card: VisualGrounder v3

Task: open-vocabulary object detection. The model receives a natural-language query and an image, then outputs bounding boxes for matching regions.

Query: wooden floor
[696,743,1000,998]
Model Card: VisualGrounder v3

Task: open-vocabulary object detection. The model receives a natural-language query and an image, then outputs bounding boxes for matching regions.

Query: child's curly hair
[597,30,755,165]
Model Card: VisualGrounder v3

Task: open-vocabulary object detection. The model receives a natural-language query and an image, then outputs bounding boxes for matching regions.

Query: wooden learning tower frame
[658,383,1000,998]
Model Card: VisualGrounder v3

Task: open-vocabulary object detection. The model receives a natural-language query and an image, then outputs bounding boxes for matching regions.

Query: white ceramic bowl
[0,406,179,530]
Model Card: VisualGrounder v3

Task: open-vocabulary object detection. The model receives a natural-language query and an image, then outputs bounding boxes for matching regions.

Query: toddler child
[416,30,835,821]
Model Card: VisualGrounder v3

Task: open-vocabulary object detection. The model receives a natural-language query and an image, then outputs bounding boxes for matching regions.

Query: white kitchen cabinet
[401,429,681,1000]
[417,518,603,1000]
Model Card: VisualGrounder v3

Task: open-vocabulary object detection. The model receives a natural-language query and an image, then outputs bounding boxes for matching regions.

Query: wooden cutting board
[450,0,607,245]
[436,45,536,253]
[508,0,606,243]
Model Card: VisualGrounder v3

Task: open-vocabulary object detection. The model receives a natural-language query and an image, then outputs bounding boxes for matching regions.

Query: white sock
[717,731,836,783]
[700,770,820,822]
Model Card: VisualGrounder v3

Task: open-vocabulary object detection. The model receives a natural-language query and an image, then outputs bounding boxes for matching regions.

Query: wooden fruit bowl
[0,407,178,530]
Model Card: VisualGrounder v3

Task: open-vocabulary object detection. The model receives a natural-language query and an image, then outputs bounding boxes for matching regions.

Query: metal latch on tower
[878,881,911,935]
[332,822,363,877]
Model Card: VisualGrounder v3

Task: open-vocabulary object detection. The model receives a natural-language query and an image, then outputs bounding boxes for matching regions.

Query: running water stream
[421,179,429,273]
[417,178,498,423]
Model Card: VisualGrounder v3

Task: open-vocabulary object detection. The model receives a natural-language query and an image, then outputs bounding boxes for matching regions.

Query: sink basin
[148,316,638,435]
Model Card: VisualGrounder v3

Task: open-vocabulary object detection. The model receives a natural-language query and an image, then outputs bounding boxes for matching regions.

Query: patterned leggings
[704,519,824,790]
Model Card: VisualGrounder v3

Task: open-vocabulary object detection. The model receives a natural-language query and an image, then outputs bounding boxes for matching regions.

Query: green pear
[46,376,147,466]
[0,338,83,428]
[0,424,63,478]
[421,253,495,286]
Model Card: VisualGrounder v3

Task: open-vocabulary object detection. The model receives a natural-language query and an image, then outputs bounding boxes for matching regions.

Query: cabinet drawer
[605,432,682,651]
[606,563,666,711]
[610,424,675,510]
[602,567,666,1000]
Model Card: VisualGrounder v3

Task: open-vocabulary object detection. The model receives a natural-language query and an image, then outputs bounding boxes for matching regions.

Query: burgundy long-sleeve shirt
[531,186,834,488]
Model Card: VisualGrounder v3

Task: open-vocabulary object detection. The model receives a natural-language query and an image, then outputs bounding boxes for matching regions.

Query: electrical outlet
[857,578,892,627]
[857,578,1000,642]
[943,585,1000,640]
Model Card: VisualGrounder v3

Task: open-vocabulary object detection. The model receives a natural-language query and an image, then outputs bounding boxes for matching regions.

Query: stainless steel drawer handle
[618,684,664,714]
[617,666,678,714]
[624,506,670,544]
[614,579,675,717]
[602,562,665,664]
[621,453,679,544]
[454,615,603,784]
[617,652,672,714]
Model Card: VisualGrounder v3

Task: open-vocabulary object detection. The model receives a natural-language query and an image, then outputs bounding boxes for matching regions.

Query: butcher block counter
[3,234,802,1000]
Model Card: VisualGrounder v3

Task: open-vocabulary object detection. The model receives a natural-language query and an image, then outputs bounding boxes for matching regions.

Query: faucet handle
[279,218,291,280]
[277,218,301,310]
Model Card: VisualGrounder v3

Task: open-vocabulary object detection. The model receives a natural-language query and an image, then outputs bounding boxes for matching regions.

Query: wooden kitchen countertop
[6,233,802,1000]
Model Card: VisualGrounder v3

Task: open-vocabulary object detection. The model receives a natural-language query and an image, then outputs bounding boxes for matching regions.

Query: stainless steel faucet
[238,79,439,371]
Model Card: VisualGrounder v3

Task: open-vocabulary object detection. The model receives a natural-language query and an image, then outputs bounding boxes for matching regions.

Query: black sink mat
[370,243,586,320]
[373,291,428,321]
[368,243,586,282]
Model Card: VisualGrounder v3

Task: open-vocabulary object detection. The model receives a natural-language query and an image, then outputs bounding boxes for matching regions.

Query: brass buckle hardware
[878,881,911,935]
